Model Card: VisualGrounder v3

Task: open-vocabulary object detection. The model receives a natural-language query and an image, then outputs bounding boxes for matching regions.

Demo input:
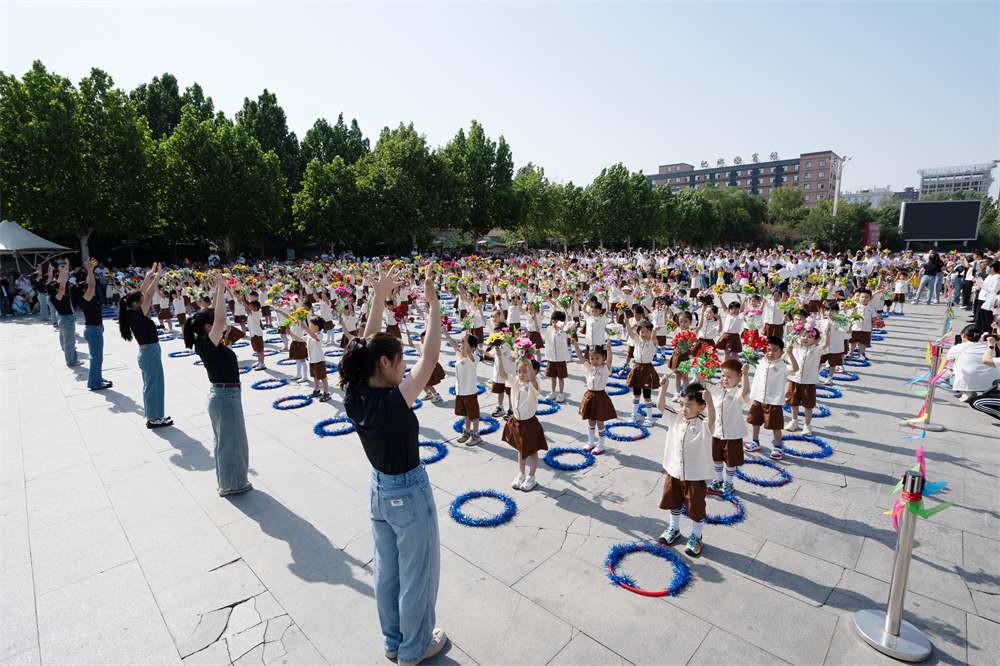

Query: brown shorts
[262,306,271,317]
[426,363,446,388]
[850,331,872,346]
[528,331,544,350]
[806,301,822,313]
[717,332,743,354]
[762,323,784,339]
[747,400,784,430]
[785,381,816,409]
[309,361,327,380]
[289,340,308,360]
[339,329,357,349]
[509,322,519,332]
[454,393,480,417]
[502,415,548,459]
[323,320,335,331]
[234,315,247,325]
[656,335,667,346]
[491,381,511,396]
[385,324,402,339]
[825,351,845,367]
[712,437,745,467]
[658,475,707,522]
[578,389,617,422]
[544,360,568,379]
[626,362,659,390]
[251,335,264,353]
[893,293,906,303]
[668,350,690,371]
[225,327,245,344]
[176,312,187,328]
[472,327,484,346]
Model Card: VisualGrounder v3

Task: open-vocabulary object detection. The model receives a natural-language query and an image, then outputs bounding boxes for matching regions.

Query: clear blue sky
[3,1,998,198]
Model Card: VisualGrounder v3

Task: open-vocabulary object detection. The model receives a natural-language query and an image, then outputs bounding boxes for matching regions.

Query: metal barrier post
[915,344,946,432]
[854,472,933,662]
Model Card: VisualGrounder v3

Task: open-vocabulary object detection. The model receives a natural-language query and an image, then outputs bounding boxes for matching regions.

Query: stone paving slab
[1,303,998,665]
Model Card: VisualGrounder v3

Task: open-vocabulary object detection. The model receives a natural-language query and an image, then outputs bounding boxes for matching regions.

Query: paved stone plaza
[1,304,998,666]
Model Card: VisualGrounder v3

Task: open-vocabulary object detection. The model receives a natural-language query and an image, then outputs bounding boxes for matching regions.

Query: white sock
[669,511,681,530]
[297,360,308,377]
[587,426,596,448]
[725,466,736,485]
[714,463,724,483]
[631,397,639,417]
[597,429,606,447]
[692,520,704,539]
[645,401,654,414]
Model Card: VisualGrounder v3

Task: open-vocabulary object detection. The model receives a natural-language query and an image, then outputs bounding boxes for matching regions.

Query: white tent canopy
[0,220,72,270]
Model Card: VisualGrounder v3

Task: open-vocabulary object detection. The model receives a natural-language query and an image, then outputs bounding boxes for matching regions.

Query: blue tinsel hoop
[404,349,421,357]
[449,383,486,396]
[604,542,691,597]
[273,395,313,410]
[637,403,662,419]
[650,358,665,367]
[420,441,448,464]
[194,360,204,366]
[262,349,280,357]
[449,490,517,527]
[277,358,296,366]
[252,378,288,390]
[231,341,249,348]
[315,416,354,437]
[448,360,457,368]
[608,340,624,347]
[683,494,746,525]
[168,350,196,358]
[605,421,650,441]
[871,335,885,341]
[452,416,500,435]
[265,328,279,334]
[815,386,843,399]
[411,398,422,410]
[610,367,630,379]
[326,348,345,357]
[779,434,834,459]
[735,457,792,487]
[536,398,560,416]
[781,404,831,418]
[844,357,872,367]
[325,362,338,373]
[544,448,596,471]
[238,366,251,375]
[265,337,282,344]
[819,369,860,382]
[605,382,629,396]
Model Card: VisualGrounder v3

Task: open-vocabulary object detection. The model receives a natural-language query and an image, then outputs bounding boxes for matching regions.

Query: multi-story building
[917,163,996,198]
[894,187,919,202]
[842,187,894,207]
[646,151,840,208]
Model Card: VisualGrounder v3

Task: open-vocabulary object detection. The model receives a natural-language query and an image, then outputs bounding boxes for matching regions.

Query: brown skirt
[806,300,822,313]
[502,415,548,459]
[289,340,308,360]
[528,331,544,350]
[262,305,271,317]
[472,327,484,345]
[668,350,691,371]
[234,315,247,324]
[491,381,511,396]
[698,338,717,353]
[717,332,743,354]
[176,312,187,328]
[626,362,659,390]
[225,326,245,344]
[578,390,617,422]
[656,335,667,346]
[544,360,568,379]
[157,308,172,322]
[386,324,402,339]
[762,323,784,339]
[323,320,335,331]
[426,363,446,388]
[340,329,357,348]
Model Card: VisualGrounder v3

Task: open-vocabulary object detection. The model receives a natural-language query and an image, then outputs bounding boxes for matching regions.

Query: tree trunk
[222,237,232,263]
[77,228,94,263]
[409,229,418,252]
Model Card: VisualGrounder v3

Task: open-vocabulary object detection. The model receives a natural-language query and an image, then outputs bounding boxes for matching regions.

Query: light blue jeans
[58,314,79,365]
[137,343,165,419]
[914,274,942,304]
[37,294,49,322]
[370,465,440,663]
[83,325,105,389]
[207,386,250,491]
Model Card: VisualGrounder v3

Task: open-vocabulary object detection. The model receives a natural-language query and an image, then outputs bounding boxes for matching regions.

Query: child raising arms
[571,339,617,455]
[498,355,548,491]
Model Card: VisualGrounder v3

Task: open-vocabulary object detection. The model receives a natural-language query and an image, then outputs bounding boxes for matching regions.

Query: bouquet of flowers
[740,329,768,367]
[485,330,511,351]
[511,335,538,364]
[460,315,475,331]
[557,295,571,311]
[778,298,801,315]
[605,322,624,339]
[711,283,726,295]
[661,319,677,333]
[672,330,698,355]
[674,298,690,312]
[818,287,830,300]
[614,301,630,316]
[741,308,763,331]
[554,320,578,337]
[843,298,857,309]
[741,285,755,295]
[391,304,409,323]
[697,292,715,307]
[690,346,721,381]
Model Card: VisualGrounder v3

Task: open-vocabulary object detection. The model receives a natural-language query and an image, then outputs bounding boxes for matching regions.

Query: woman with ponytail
[184,274,251,496]
[340,262,448,666]
[120,262,173,429]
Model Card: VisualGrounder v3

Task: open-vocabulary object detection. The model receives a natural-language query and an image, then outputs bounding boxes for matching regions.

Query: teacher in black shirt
[81,258,112,391]
[119,262,173,429]
[340,263,447,666]
[184,274,251,496]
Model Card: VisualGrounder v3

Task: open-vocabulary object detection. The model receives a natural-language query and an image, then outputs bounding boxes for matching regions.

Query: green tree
[509,163,554,250]
[301,114,370,166]
[585,163,656,248]
[236,89,301,189]
[161,107,284,259]
[1,61,159,261]
[355,122,456,251]
[696,184,766,245]
[442,120,514,247]
[547,181,591,251]
[872,199,905,250]
[797,199,869,251]
[180,83,215,123]
[293,156,366,250]
[129,73,182,140]
[672,188,720,247]
[768,185,808,226]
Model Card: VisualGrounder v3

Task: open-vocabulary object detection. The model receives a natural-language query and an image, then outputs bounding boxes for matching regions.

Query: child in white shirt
[707,359,751,496]
[498,358,548,492]
[744,336,799,460]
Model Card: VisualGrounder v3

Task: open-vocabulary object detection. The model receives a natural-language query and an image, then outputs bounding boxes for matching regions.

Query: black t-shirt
[128,308,158,345]
[52,293,74,316]
[345,386,419,475]
[80,295,102,326]
[195,336,239,384]
[923,257,943,276]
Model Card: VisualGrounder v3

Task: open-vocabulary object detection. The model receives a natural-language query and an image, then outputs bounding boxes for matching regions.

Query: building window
[805,162,812,168]
[804,195,810,201]
[770,167,776,173]
[769,177,775,183]
[817,195,824,200]
[818,171,825,177]
[667,167,672,172]
[794,165,800,170]
[804,184,811,190]
[793,175,799,182]
[817,183,824,189]
[819,160,826,167]
[781,176,788,182]
[685,176,690,182]
[735,180,740,186]
[805,173,812,179]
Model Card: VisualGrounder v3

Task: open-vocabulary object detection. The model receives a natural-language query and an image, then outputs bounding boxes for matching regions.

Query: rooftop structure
[917,163,996,198]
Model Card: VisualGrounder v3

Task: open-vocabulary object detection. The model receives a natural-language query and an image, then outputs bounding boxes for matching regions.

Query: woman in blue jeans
[184,273,251,496]
[81,258,112,390]
[341,263,447,666]
[119,262,173,429]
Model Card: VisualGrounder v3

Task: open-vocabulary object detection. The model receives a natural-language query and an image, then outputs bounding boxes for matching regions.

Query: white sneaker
[520,476,537,492]
[555,393,566,403]
[512,473,526,489]
[592,442,606,455]
[546,392,558,401]
[823,376,834,386]
[786,420,800,432]
[802,423,813,436]
[671,395,681,403]
[631,413,640,424]
[290,375,302,382]
[643,415,654,428]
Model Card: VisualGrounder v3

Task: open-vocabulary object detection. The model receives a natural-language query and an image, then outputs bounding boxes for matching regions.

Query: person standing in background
[52,262,82,367]
[81,258,113,391]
